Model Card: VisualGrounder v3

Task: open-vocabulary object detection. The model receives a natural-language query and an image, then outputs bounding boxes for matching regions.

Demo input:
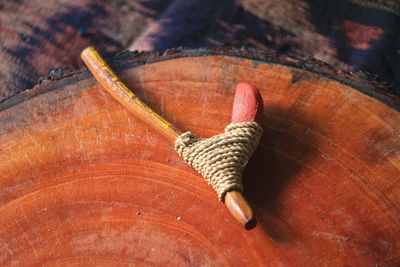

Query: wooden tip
[81,46,95,55]
[231,82,264,124]
[224,191,256,229]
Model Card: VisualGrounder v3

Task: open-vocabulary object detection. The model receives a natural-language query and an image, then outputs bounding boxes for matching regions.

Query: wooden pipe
[81,46,263,229]
[225,82,264,229]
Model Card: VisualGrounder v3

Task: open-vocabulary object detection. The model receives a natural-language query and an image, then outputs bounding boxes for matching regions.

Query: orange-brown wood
[81,47,256,228]
[224,191,255,229]
[0,50,399,266]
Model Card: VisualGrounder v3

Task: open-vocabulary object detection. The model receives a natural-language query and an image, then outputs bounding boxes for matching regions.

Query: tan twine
[174,122,263,201]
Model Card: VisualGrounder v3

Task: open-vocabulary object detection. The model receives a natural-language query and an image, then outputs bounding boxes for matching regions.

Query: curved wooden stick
[81,47,181,141]
[81,46,262,229]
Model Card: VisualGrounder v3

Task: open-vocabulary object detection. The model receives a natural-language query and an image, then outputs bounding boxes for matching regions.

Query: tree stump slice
[0,49,399,266]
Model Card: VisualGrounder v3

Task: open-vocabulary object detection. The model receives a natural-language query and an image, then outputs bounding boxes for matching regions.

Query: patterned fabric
[0,0,399,101]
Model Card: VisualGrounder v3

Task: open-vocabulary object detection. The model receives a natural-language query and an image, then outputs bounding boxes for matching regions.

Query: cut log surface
[0,49,399,266]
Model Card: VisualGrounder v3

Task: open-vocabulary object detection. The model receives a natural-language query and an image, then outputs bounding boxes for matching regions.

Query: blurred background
[0,0,399,101]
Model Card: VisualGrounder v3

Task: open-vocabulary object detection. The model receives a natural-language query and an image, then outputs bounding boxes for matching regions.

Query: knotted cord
[175,122,263,201]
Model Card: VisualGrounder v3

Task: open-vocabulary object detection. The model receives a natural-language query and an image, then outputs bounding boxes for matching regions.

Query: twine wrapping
[174,122,263,201]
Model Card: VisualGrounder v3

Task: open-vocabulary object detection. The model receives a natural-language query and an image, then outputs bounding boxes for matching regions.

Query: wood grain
[0,51,399,266]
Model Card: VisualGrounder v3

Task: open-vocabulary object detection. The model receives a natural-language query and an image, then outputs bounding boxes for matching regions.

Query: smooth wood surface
[0,51,400,266]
